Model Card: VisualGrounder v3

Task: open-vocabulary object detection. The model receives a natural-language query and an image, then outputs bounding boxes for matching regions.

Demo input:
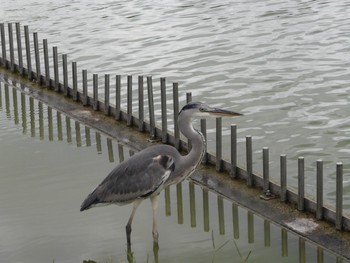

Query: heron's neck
[179,117,206,172]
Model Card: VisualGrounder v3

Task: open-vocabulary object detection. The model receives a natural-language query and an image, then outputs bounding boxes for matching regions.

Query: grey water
[2,0,350,210]
[1,75,348,262]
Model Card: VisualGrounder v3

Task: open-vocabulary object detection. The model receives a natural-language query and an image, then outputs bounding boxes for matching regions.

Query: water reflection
[0,77,348,263]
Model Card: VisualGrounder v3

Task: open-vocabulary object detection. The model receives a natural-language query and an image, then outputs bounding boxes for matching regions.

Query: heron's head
[179,102,242,119]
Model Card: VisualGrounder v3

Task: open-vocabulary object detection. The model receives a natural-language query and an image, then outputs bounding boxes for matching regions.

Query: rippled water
[0,79,345,263]
[2,1,350,206]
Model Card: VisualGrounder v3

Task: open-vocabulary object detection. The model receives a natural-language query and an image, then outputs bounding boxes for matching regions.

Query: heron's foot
[147,137,161,143]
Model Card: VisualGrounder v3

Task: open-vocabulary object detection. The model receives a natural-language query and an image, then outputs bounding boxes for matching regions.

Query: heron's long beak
[208,107,243,117]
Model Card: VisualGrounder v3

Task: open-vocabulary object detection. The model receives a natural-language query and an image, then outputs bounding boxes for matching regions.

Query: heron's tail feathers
[80,190,99,211]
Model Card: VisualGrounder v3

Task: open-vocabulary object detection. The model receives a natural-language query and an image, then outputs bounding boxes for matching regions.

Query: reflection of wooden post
[232,203,239,239]
[281,228,288,257]
[95,132,102,154]
[75,121,81,147]
[176,183,183,224]
[85,127,91,146]
[264,220,270,247]
[48,107,53,141]
[117,143,124,162]
[202,188,209,232]
[57,112,62,141]
[299,238,306,263]
[164,186,171,216]
[38,101,44,140]
[107,138,114,163]
[189,181,196,227]
[12,88,18,124]
[317,247,323,263]
[65,116,71,143]
[247,211,254,243]
[29,97,35,137]
[218,196,225,235]
[21,93,27,134]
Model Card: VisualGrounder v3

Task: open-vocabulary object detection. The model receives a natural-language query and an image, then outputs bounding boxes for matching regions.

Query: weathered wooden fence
[0,22,348,232]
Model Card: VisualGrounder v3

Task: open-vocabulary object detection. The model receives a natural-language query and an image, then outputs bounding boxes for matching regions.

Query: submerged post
[160,77,168,143]
[115,75,121,120]
[138,76,144,131]
[230,124,237,178]
[147,76,156,139]
[0,23,6,67]
[127,75,133,126]
[72,62,78,101]
[298,157,305,211]
[93,73,99,111]
[104,74,110,115]
[263,147,269,193]
[246,136,253,187]
[82,69,88,106]
[53,46,59,91]
[15,23,24,75]
[8,23,15,71]
[336,162,343,230]
[33,32,41,84]
[200,119,208,164]
[173,83,180,150]
[280,154,287,202]
[24,25,32,79]
[216,117,223,172]
[43,39,50,87]
[316,160,323,220]
[62,54,68,96]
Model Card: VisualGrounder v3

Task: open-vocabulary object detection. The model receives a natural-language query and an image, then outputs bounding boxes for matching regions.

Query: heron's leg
[126,199,142,247]
[150,195,159,243]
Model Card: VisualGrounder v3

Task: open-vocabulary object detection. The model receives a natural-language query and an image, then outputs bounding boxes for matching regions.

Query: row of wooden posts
[0,22,348,232]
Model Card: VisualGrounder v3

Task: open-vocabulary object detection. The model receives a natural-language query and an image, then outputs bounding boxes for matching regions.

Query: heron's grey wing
[80,154,174,210]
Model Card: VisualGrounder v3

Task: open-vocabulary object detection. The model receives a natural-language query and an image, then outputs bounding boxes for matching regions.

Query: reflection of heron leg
[126,199,142,247]
[150,195,159,242]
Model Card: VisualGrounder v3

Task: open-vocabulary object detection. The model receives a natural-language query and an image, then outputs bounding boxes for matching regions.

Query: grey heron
[80,101,242,246]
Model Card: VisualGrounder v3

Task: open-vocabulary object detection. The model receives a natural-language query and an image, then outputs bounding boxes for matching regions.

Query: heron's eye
[199,107,204,112]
